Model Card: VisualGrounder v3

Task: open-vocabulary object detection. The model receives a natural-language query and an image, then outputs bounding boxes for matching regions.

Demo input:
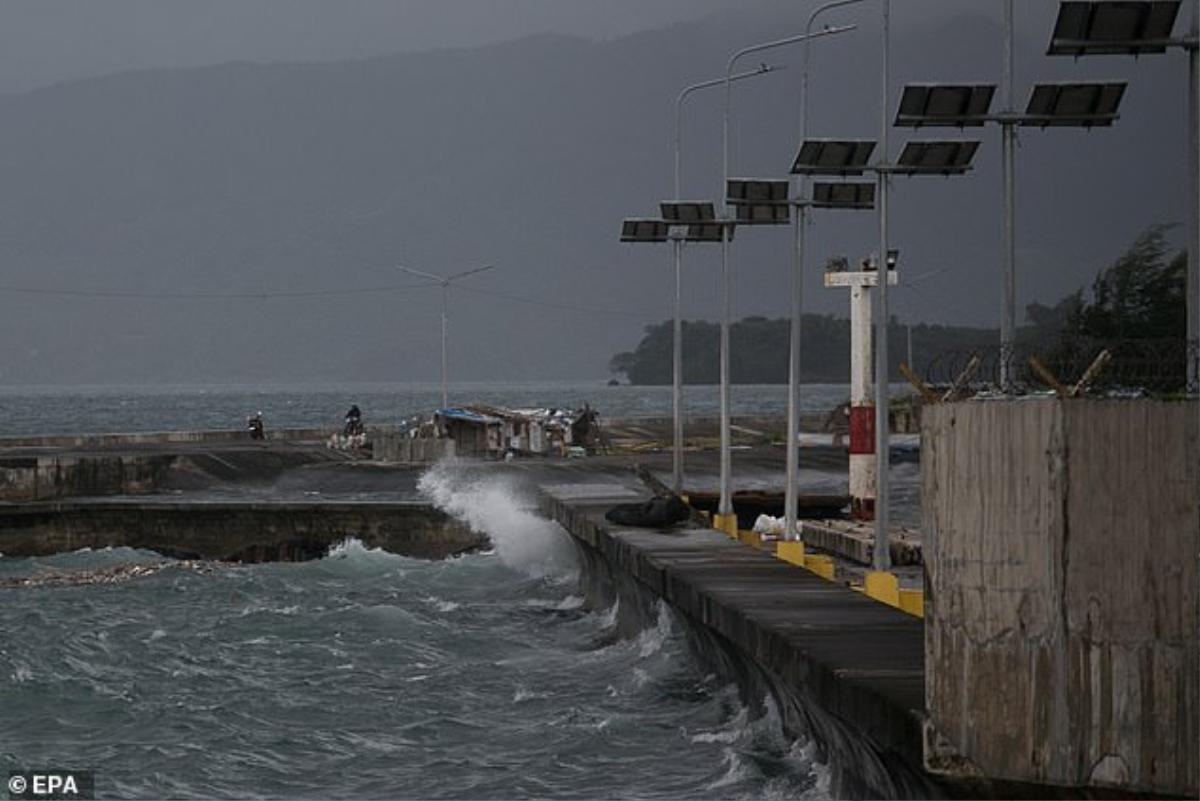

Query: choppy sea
[0,380,895,437]
[0,383,863,799]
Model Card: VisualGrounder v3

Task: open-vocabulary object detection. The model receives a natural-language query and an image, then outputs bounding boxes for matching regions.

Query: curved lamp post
[396,264,495,409]
[715,22,856,535]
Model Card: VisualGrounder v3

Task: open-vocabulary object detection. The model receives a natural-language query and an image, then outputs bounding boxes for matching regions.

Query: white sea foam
[325,538,402,563]
[690,704,749,744]
[421,595,461,613]
[636,602,674,658]
[512,685,548,703]
[554,595,584,611]
[417,459,577,578]
[705,747,753,790]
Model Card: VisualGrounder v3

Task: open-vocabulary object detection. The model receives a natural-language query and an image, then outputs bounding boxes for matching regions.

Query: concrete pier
[537,480,934,798]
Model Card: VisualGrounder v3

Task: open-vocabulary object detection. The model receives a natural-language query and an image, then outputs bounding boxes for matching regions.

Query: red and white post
[825,263,897,521]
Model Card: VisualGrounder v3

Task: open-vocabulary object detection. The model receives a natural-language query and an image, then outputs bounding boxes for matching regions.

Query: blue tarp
[435,408,499,424]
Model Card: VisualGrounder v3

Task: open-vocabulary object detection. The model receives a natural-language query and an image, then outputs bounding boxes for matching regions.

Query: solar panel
[659,201,716,224]
[620,218,670,243]
[892,140,980,175]
[791,139,877,175]
[811,182,876,209]
[1048,1,1181,55]
[895,84,996,127]
[1022,81,1126,126]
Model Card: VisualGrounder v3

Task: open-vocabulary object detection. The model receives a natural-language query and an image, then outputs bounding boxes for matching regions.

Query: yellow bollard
[775,540,806,567]
[864,570,901,608]
[712,513,739,538]
[898,588,925,619]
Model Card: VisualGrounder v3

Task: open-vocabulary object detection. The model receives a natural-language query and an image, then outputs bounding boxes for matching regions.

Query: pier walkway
[535,475,932,797]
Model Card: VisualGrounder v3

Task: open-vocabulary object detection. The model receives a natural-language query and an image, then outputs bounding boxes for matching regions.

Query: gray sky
[0,1,1190,385]
[0,0,739,93]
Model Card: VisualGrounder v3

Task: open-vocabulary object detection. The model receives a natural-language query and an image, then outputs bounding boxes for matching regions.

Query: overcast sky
[0,0,750,93]
[0,1,1190,385]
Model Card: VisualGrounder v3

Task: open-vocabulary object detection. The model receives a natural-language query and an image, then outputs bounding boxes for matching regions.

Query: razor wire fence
[916,337,1191,397]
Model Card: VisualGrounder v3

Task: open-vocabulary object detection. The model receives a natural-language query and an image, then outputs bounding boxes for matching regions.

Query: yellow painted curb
[804,554,835,581]
[899,588,924,619]
[864,570,900,608]
[776,540,806,567]
[738,530,762,548]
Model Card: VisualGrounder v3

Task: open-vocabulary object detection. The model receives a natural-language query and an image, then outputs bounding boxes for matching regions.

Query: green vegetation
[607,315,997,385]
[609,225,1187,387]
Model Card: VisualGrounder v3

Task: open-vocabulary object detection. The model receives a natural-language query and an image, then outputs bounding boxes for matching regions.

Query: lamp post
[715,22,856,535]
[793,137,980,574]
[780,0,869,543]
[897,12,1130,397]
[396,264,495,409]
[662,65,779,494]
[1045,0,1199,392]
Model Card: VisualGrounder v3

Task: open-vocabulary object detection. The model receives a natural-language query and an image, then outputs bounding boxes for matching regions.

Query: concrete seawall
[537,482,935,799]
[0,499,484,562]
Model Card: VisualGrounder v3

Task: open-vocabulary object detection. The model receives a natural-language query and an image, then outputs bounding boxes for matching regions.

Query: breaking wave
[417,458,577,578]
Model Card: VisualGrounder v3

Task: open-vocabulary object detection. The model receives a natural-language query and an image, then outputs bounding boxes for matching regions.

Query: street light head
[660,201,716,224]
[726,178,790,225]
[791,139,877,176]
[895,83,996,127]
[811,181,876,210]
[1048,1,1182,56]
[620,218,670,243]
[1022,81,1127,127]
[892,140,980,175]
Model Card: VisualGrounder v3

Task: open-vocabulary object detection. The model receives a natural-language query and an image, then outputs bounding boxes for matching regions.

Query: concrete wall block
[923,399,1199,797]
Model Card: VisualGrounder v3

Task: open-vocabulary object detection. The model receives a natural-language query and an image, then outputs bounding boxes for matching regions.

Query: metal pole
[440,283,449,409]
[1001,0,1017,394]
[720,66,733,522]
[719,24,854,529]
[873,0,892,573]
[785,205,805,540]
[792,0,864,542]
[397,263,493,411]
[1189,6,1200,394]
[672,242,684,492]
[802,0,867,141]
[907,322,913,370]
[673,89,687,495]
[672,67,776,498]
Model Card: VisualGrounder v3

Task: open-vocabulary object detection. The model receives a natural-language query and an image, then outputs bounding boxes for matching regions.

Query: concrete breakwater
[0,426,451,503]
[537,481,934,799]
[0,499,484,562]
[0,429,481,562]
[0,438,352,502]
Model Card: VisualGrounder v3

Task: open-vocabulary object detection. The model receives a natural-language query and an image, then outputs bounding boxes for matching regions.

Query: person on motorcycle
[344,404,363,436]
[248,411,265,440]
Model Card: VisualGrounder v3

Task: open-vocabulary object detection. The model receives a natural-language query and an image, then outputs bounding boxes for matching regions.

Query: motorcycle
[248,413,265,440]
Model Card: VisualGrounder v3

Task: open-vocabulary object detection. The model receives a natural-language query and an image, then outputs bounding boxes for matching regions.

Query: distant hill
[608,314,998,385]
